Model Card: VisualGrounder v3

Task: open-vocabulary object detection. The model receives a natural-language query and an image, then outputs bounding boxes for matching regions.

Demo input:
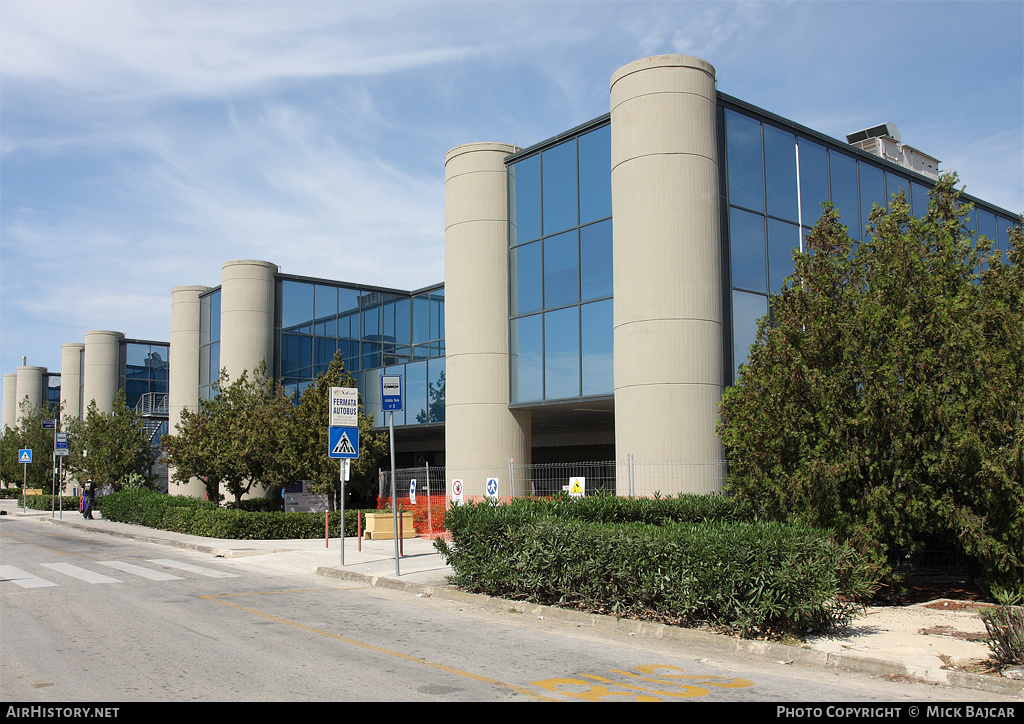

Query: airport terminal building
[3,55,1018,500]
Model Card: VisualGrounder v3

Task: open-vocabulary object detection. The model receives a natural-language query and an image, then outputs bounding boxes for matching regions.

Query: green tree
[64,389,156,492]
[718,174,1023,596]
[286,351,388,506]
[162,362,295,506]
[0,400,61,490]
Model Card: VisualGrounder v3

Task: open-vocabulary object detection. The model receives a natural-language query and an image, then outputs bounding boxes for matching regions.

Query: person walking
[82,477,97,520]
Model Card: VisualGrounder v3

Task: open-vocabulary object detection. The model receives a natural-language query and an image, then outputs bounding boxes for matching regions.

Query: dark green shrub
[100,489,364,539]
[436,495,879,638]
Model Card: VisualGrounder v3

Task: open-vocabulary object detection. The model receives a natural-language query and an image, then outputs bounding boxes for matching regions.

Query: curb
[314,565,1024,698]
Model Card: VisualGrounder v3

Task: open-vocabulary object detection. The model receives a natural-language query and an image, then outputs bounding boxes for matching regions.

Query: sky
[2,0,1022,381]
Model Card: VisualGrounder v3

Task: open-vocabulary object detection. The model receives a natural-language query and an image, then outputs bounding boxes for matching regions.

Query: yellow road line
[202,592,558,701]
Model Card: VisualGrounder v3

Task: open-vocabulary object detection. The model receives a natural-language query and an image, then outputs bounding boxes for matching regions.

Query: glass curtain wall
[198,289,221,401]
[278,278,445,428]
[123,341,169,410]
[508,121,613,404]
[721,101,1018,381]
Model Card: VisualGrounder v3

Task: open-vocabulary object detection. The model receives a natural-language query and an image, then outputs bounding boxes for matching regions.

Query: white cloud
[1,0,1021,382]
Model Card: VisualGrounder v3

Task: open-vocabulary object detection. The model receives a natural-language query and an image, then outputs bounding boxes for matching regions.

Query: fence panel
[378,459,728,535]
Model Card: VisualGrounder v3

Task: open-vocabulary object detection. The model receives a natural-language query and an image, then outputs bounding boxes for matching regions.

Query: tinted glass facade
[721,97,1018,377]
[199,278,445,429]
[122,340,169,410]
[508,120,614,404]
[504,99,1018,401]
[198,289,221,401]
[278,277,445,428]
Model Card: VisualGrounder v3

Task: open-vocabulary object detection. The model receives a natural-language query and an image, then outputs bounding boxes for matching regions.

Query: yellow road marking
[202,592,559,701]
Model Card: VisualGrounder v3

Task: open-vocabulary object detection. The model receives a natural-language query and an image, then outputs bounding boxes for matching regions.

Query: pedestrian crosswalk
[0,558,240,589]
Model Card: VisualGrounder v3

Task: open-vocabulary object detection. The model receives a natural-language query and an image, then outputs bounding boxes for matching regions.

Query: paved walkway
[2,498,1020,697]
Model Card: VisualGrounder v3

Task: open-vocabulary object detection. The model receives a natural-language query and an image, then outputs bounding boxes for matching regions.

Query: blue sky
[2,0,1022,381]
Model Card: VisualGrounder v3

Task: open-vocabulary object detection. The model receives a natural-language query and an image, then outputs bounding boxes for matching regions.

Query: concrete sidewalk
[2,498,1021,697]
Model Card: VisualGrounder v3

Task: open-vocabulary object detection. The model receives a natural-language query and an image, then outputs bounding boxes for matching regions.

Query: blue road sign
[328,426,360,459]
[381,374,403,411]
[18,449,32,464]
[486,477,499,497]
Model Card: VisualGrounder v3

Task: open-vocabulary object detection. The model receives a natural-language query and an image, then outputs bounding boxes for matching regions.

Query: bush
[100,489,367,539]
[982,590,1024,667]
[17,492,86,512]
[435,493,879,639]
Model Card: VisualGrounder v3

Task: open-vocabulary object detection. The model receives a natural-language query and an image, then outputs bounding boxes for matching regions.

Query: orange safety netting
[376,494,450,540]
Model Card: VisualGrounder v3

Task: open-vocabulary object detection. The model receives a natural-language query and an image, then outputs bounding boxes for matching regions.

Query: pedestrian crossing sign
[18,449,32,464]
[328,426,359,459]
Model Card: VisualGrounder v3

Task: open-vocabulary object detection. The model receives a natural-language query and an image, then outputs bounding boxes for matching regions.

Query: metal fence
[379,459,727,502]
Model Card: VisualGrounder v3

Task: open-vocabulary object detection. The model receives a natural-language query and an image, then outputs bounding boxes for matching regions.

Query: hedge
[434,494,879,639]
[100,489,365,539]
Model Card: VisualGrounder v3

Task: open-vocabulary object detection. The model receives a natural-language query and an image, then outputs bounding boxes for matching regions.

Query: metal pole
[344,460,348,569]
[390,410,399,576]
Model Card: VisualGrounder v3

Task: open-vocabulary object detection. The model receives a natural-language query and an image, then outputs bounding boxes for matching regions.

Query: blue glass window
[726,110,764,213]
[511,241,543,316]
[406,360,427,426]
[798,138,829,227]
[281,334,312,377]
[425,357,446,423]
[911,181,931,219]
[200,291,220,346]
[542,141,579,235]
[977,209,997,246]
[338,288,360,340]
[764,125,798,222]
[511,314,543,403]
[886,172,910,209]
[998,216,1017,251]
[314,285,337,337]
[543,230,579,309]
[581,299,613,397]
[859,163,885,235]
[829,152,860,239]
[282,280,314,333]
[730,207,767,293]
[544,307,580,400]
[510,154,541,246]
[732,291,768,373]
[580,219,613,301]
[768,219,800,292]
[579,125,612,224]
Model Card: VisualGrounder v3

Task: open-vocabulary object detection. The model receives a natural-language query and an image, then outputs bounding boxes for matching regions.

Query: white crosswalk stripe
[1,565,58,588]
[40,562,122,584]
[1,558,239,589]
[96,561,183,581]
[146,559,239,578]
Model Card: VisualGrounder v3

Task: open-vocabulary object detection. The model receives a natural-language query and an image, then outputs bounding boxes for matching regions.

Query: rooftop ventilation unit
[847,122,902,145]
[846,121,939,180]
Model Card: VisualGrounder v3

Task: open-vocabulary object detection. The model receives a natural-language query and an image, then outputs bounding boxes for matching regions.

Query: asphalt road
[1,516,1019,707]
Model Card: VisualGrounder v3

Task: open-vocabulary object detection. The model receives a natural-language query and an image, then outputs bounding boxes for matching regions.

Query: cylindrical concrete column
[610,55,725,492]
[444,142,531,499]
[60,343,85,423]
[15,365,47,425]
[2,373,18,430]
[169,285,209,498]
[83,330,124,414]
[219,260,277,384]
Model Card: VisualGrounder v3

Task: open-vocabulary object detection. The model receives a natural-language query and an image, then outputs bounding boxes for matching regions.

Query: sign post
[381,374,403,576]
[329,387,360,566]
[18,449,31,513]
